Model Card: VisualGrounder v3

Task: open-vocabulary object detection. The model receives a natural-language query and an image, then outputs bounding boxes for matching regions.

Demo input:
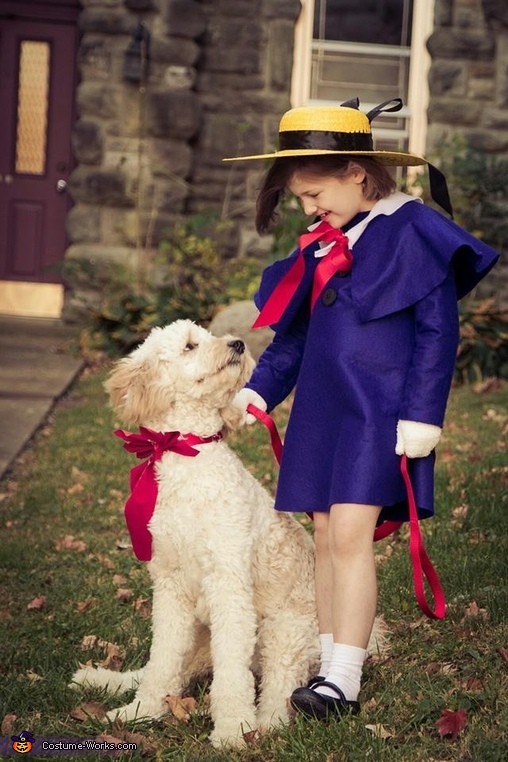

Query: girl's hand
[395,420,442,458]
[231,388,267,425]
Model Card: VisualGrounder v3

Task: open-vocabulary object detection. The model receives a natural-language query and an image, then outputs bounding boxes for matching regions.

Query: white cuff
[395,419,442,458]
[232,388,267,425]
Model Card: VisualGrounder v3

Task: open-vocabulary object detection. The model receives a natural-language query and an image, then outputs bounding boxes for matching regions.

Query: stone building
[0,0,506,320]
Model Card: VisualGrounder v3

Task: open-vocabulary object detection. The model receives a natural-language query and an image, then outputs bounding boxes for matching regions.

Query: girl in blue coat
[225,99,499,721]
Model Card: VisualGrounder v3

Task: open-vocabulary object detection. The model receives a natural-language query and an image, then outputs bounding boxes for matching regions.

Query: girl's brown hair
[255,155,396,234]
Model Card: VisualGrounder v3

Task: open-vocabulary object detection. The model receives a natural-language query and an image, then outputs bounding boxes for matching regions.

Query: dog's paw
[69,667,142,694]
[106,698,166,723]
[209,721,256,749]
[69,667,95,689]
[256,704,290,731]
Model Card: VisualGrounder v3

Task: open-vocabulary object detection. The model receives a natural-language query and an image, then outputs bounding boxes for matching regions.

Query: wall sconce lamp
[123,22,151,83]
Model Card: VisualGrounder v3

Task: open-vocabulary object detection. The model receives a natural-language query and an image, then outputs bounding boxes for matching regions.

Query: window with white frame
[292,0,434,158]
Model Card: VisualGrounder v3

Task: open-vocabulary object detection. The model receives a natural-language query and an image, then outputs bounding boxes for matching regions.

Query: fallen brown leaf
[95,554,115,569]
[132,598,151,619]
[1,714,17,735]
[75,598,97,614]
[116,729,158,753]
[365,723,394,740]
[438,448,457,464]
[27,595,46,611]
[243,728,258,745]
[70,701,107,722]
[79,636,125,670]
[94,734,123,756]
[80,634,102,650]
[452,504,468,519]
[462,600,488,620]
[461,677,484,691]
[71,466,89,482]
[25,670,43,684]
[409,615,429,629]
[55,535,87,552]
[497,647,508,663]
[165,695,197,722]
[67,483,85,496]
[436,708,468,740]
[98,652,124,671]
[115,588,134,602]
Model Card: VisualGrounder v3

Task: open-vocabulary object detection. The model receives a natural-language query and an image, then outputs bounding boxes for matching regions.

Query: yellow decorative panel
[15,40,51,175]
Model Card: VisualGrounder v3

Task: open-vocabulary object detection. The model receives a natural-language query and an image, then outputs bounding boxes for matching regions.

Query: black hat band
[278,130,374,153]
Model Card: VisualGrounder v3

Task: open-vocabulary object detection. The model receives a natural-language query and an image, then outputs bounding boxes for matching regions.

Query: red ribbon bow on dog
[252,220,353,329]
[115,426,222,561]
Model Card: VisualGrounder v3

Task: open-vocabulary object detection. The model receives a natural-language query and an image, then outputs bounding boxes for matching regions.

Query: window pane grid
[310,49,410,111]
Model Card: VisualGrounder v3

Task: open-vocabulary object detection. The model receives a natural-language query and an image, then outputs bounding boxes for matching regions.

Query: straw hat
[223,97,453,217]
[223,97,425,166]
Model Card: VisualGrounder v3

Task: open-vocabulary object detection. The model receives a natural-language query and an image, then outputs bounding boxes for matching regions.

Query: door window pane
[15,40,50,175]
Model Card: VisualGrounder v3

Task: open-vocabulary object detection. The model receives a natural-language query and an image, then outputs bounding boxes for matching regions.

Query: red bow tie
[115,426,223,561]
[252,220,353,329]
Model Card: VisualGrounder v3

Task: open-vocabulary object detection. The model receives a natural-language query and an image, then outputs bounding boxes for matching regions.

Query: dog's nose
[228,339,245,355]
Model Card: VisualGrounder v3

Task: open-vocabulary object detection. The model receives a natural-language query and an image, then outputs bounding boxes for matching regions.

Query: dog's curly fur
[71,320,385,748]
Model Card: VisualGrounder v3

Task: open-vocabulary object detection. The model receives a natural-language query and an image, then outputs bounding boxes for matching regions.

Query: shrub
[407,136,508,251]
[79,215,262,357]
[408,138,508,383]
[456,298,508,384]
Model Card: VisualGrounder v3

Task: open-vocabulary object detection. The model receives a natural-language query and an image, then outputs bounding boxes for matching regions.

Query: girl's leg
[312,512,334,678]
[328,502,381,648]
[314,502,381,702]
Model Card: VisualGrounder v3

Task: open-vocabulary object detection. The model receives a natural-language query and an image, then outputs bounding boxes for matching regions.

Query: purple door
[0,5,78,285]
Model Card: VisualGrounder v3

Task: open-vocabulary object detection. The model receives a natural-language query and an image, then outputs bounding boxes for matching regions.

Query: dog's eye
[184,342,197,352]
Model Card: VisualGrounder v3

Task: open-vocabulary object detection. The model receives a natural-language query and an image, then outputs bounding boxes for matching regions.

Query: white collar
[312,192,422,258]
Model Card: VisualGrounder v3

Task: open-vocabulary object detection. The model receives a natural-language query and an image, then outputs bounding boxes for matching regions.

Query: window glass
[15,40,51,175]
[313,0,413,46]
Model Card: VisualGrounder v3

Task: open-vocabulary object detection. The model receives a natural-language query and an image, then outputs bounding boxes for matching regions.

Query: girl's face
[288,166,376,229]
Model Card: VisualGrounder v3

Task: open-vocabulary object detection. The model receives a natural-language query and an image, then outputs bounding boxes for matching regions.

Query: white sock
[314,643,367,702]
[318,633,334,677]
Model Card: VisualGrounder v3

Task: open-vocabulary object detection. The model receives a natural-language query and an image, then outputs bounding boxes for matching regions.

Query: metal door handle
[56,179,67,193]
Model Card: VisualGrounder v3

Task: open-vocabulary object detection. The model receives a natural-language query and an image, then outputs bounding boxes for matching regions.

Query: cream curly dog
[71,320,384,748]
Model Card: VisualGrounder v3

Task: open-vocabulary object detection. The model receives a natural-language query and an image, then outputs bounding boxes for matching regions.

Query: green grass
[0,369,507,760]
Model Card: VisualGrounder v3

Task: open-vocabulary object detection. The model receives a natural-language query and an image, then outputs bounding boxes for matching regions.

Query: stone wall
[191,0,300,258]
[427,0,508,305]
[63,0,299,320]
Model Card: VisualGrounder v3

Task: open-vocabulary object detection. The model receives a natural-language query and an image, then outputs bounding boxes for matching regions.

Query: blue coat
[246,198,499,524]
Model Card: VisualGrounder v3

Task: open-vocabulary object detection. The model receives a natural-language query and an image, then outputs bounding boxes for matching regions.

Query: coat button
[322,287,337,306]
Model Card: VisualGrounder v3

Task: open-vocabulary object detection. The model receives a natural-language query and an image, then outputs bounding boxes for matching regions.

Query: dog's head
[105,319,255,432]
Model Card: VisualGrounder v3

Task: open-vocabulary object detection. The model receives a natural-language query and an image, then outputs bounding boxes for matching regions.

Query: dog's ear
[104,356,147,425]
[105,353,176,426]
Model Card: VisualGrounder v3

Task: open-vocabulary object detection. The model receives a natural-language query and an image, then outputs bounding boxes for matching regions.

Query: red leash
[247,404,446,619]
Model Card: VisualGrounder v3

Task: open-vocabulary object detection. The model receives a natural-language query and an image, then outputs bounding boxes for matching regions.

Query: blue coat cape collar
[254,197,499,334]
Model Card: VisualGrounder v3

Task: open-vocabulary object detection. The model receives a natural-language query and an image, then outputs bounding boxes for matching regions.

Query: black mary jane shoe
[305,675,326,689]
[290,680,360,721]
